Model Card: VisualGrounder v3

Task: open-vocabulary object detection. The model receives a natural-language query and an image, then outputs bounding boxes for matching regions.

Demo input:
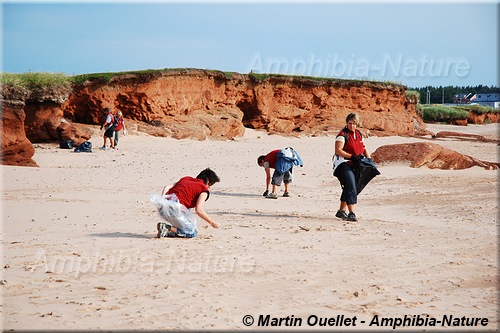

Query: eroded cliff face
[2,69,424,166]
[1,99,38,167]
[62,69,423,139]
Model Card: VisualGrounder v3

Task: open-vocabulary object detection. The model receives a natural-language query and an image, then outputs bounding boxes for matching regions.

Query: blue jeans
[176,228,198,238]
[335,163,357,205]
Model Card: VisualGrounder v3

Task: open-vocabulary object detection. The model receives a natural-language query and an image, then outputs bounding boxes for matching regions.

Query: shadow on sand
[211,191,260,198]
[89,232,152,239]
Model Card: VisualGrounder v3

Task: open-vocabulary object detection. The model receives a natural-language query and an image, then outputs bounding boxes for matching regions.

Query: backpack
[112,115,119,128]
[74,141,92,153]
[60,139,73,149]
[341,127,362,145]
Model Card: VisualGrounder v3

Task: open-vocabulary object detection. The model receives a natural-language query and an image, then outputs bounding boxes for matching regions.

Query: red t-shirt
[115,117,123,131]
[264,150,280,169]
[166,176,209,208]
[337,129,365,165]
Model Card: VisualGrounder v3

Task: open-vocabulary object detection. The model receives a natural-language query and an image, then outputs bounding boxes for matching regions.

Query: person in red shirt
[333,113,372,221]
[113,110,127,149]
[258,149,293,198]
[155,168,220,238]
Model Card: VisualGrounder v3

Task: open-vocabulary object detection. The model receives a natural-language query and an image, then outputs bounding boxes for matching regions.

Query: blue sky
[2,1,498,88]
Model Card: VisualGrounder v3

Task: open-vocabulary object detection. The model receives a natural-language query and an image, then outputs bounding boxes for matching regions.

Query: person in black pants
[332,113,373,221]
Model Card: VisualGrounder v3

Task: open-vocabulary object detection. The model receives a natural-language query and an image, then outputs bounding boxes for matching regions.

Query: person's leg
[159,223,197,238]
[267,170,283,198]
[114,130,120,147]
[157,223,179,238]
[103,129,112,149]
[341,166,358,221]
[283,169,292,196]
[339,165,357,205]
[335,201,348,219]
[271,184,278,194]
[347,204,355,213]
[175,227,198,238]
[335,163,356,220]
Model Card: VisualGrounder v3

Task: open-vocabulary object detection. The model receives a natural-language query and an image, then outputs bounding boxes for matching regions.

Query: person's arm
[335,139,353,159]
[161,184,174,197]
[265,167,272,190]
[195,192,219,228]
[362,146,371,159]
[101,115,112,130]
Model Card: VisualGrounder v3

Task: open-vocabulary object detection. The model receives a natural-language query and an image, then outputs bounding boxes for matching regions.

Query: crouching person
[151,168,220,238]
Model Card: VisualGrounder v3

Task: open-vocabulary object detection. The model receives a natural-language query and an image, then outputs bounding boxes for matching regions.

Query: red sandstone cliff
[1,99,38,167]
[62,69,424,139]
[3,69,424,166]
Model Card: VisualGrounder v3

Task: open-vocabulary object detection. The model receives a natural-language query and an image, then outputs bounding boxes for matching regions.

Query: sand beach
[1,123,498,330]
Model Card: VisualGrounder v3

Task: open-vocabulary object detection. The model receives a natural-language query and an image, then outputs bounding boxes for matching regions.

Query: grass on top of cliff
[1,72,72,90]
[248,72,404,88]
[70,68,237,84]
[2,69,404,89]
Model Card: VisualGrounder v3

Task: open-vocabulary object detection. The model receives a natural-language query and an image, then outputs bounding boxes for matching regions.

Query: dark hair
[196,168,220,186]
[257,155,266,166]
[104,107,110,113]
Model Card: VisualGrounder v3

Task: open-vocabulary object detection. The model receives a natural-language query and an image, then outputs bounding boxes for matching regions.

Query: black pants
[335,163,357,205]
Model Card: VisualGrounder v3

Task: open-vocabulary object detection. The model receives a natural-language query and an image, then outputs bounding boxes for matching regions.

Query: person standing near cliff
[113,110,127,149]
[100,107,115,150]
[332,113,375,222]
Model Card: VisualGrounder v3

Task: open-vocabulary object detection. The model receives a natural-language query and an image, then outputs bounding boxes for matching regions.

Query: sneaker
[156,222,171,238]
[282,192,290,197]
[99,146,107,150]
[166,231,177,238]
[347,212,357,221]
[266,192,278,199]
[335,210,348,220]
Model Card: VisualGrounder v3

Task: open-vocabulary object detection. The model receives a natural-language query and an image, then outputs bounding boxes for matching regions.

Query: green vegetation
[0,72,72,90]
[71,68,174,85]
[2,69,405,91]
[248,72,403,87]
[421,103,498,123]
[452,104,498,114]
[405,90,420,103]
[0,68,239,87]
[2,71,498,127]
[422,105,470,122]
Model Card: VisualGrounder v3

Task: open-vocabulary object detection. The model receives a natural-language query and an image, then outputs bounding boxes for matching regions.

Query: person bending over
[155,168,220,238]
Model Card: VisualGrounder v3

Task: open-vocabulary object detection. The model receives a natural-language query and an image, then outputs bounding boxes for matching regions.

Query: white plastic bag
[150,193,197,234]
[332,154,346,175]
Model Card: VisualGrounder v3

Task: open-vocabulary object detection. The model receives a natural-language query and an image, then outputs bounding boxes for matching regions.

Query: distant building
[470,92,500,109]
[452,93,474,104]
